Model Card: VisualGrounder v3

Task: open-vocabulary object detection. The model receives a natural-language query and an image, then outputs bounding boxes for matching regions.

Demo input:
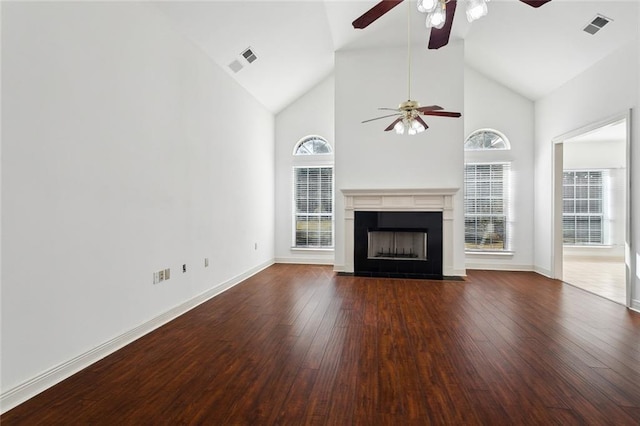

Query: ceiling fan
[353,0,553,50]
[362,1,461,135]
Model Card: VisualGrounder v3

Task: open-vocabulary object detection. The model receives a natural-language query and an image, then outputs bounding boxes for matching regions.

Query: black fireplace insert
[354,211,443,279]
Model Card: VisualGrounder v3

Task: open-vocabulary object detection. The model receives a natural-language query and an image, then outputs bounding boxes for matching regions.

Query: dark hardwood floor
[3,265,640,425]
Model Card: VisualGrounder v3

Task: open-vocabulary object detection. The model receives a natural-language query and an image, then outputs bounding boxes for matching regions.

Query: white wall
[635,3,640,310]
[534,38,638,300]
[334,42,465,275]
[274,75,334,264]
[464,67,535,271]
[1,1,274,406]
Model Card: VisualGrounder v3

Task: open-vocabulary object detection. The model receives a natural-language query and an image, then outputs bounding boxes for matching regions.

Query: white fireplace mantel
[341,188,459,276]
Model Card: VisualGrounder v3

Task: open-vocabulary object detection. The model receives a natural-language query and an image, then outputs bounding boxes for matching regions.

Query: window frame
[464,128,511,151]
[464,162,512,253]
[292,136,334,250]
[562,169,606,246]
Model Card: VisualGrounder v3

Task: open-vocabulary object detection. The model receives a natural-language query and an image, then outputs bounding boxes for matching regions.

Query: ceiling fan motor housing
[399,100,420,111]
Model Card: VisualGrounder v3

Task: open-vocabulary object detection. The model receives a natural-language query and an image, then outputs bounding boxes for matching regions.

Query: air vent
[228,60,243,73]
[583,14,612,35]
[241,48,258,64]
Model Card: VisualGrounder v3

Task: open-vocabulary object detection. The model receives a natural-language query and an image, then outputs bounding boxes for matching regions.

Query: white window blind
[562,170,605,245]
[464,163,510,251]
[294,167,333,247]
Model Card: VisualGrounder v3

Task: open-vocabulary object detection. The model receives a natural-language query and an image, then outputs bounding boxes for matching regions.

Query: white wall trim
[275,257,333,265]
[465,264,534,272]
[631,299,640,313]
[0,259,275,414]
[550,110,634,306]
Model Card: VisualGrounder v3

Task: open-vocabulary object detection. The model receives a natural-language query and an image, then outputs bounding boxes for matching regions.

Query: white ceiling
[154,0,639,113]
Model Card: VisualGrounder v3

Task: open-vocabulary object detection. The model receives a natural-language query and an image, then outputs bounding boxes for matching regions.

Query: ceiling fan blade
[519,0,552,8]
[384,118,403,132]
[378,107,401,112]
[428,0,457,50]
[415,116,429,130]
[353,0,404,29]
[416,105,444,112]
[421,110,461,118]
[362,113,401,124]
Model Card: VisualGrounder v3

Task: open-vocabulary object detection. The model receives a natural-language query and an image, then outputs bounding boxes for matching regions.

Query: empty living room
[2,1,640,423]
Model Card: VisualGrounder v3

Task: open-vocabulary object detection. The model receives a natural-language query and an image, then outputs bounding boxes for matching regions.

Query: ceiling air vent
[228,60,243,73]
[583,14,612,35]
[242,48,258,64]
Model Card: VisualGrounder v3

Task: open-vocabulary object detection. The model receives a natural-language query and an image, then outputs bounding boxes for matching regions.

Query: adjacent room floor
[563,256,626,305]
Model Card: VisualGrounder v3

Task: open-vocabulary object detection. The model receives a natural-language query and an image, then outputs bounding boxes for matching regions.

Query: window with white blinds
[562,170,605,245]
[294,167,333,247]
[464,163,510,251]
[292,135,334,249]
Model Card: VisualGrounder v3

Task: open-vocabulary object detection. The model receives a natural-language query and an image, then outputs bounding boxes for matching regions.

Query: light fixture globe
[426,3,447,29]
[417,0,438,13]
[466,0,489,22]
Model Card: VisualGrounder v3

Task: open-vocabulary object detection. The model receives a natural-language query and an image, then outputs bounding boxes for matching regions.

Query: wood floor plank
[2,265,639,425]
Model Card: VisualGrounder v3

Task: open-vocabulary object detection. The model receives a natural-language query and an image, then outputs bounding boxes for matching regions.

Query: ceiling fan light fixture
[394,120,406,134]
[466,0,489,23]
[425,3,446,29]
[411,119,426,133]
[417,0,438,14]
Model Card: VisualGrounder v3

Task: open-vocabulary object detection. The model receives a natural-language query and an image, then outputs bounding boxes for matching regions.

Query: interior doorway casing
[551,111,633,307]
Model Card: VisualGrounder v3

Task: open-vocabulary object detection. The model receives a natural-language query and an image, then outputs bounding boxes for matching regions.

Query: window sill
[291,247,335,252]
[466,250,514,256]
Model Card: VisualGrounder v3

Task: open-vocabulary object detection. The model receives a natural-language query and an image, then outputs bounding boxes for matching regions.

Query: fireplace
[341,188,459,278]
[354,211,443,278]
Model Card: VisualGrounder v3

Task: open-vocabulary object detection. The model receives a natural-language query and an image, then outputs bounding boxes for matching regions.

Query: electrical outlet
[159,269,165,281]
[182,264,187,273]
[164,268,170,280]
[204,258,209,267]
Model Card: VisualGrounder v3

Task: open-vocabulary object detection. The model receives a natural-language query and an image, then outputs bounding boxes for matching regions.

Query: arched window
[294,136,333,155]
[464,129,511,252]
[464,129,511,151]
[293,136,334,248]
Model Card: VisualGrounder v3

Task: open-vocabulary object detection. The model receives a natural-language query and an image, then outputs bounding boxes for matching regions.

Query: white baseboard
[631,299,640,313]
[533,266,553,278]
[0,259,274,414]
[275,257,333,265]
[466,263,534,272]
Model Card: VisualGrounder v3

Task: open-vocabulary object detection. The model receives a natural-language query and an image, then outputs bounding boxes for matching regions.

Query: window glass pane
[464,162,509,251]
[294,166,333,248]
[294,137,332,155]
[464,130,510,151]
[562,170,604,245]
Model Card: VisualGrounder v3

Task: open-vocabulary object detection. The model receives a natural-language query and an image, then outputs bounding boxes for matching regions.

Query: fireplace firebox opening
[368,230,427,261]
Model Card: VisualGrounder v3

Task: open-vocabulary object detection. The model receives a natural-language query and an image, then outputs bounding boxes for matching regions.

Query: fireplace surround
[341,188,459,278]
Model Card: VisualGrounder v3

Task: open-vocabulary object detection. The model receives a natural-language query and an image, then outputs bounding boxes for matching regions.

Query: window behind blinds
[562,170,605,245]
[464,163,510,251]
[294,167,333,247]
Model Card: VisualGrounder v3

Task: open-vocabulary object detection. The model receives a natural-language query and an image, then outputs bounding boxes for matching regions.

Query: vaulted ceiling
[154,0,639,113]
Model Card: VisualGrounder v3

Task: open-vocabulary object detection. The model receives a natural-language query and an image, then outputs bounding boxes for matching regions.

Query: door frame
[551,110,633,306]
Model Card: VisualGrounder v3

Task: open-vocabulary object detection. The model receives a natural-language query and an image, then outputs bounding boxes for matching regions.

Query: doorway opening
[552,114,631,305]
